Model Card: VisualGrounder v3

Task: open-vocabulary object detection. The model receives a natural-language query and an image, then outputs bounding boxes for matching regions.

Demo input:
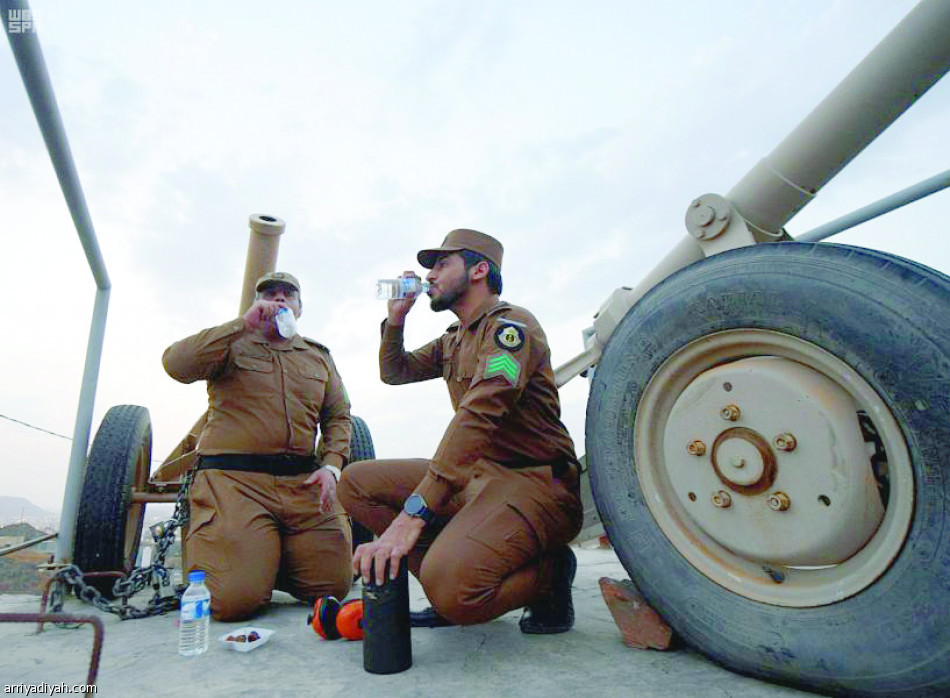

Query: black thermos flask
[362,559,412,674]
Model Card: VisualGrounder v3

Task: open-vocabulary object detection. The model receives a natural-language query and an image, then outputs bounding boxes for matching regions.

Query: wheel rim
[635,329,914,607]
[123,433,151,569]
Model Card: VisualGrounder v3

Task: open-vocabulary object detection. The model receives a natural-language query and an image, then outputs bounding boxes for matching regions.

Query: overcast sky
[2,0,949,512]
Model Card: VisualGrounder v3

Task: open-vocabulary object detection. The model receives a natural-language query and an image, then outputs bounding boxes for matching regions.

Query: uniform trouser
[185,469,353,621]
[338,458,583,626]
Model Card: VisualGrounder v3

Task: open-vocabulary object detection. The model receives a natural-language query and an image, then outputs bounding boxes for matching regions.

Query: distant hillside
[0,496,58,530]
[0,520,50,594]
[0,522,46,539]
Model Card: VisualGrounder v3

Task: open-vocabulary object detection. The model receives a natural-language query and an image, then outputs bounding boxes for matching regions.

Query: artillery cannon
[558,1,950,695]
[5,0,950,694]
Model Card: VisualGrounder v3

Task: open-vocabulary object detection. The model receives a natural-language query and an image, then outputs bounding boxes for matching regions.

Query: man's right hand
[243,299,282,332]
[353,512,425,585]
[386,271,423,326]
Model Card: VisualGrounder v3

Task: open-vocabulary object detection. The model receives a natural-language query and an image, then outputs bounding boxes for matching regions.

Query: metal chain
[50,470,194,621]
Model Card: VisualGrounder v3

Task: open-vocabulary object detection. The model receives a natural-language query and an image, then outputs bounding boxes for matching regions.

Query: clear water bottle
[275,307,297,338]
[376,278,430,300]
[179,570,211,656]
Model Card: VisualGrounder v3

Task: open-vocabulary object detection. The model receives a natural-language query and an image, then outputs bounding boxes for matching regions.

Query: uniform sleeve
[162,318,246,384]
[415,317,542,511]
[379,320,444,384]
[318,354,353,469]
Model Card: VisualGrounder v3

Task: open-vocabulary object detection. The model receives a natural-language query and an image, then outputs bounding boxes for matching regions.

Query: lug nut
[687,440,707,456]
[768,492,791,511]
[773,433,797,452]
[712,491,732,508]
[720,405,741,421]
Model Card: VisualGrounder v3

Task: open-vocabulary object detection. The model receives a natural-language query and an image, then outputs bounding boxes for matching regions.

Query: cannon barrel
[728,0,950,237]
[557,0,950,387]
[239,214,286,315]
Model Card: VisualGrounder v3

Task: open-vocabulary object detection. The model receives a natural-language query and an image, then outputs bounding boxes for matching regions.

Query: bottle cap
[187,570,206,583]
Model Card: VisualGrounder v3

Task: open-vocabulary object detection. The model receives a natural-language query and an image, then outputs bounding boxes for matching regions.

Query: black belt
[198,454,317,476]
[551,460,577,479]
[507,458,576,479]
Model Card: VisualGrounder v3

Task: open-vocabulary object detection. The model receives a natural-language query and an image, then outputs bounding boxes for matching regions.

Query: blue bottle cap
[187,570,206,583]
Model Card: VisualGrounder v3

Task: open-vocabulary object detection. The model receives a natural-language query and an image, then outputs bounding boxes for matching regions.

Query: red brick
[599,577,673,650]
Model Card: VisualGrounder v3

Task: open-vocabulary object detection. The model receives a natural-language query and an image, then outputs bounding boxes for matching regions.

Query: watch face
[405,494,426,517]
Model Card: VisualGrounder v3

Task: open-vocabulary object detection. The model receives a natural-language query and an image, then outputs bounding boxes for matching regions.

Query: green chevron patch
[484,353,521,384]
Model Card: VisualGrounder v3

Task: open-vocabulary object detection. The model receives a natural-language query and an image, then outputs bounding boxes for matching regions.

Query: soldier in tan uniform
[163,272,353,621]
[339,230,583,633]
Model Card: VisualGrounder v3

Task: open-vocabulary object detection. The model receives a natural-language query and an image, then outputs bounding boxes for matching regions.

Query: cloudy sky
[2,0,949,513]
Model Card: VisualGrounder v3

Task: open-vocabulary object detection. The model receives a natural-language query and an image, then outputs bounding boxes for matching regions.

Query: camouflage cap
[417,229,504,270]
[255,271,301,294]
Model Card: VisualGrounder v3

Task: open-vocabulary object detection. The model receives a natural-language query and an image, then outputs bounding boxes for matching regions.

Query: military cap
[417,229,503,270]
[255,271,301,294]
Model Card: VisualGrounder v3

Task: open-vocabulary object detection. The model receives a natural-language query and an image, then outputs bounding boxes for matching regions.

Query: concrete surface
[0,547,817,697]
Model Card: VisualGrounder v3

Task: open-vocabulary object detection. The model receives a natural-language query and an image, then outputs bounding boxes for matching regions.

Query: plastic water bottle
[376,278,430,300]
[179,570,211,656]
[275,307,297,338]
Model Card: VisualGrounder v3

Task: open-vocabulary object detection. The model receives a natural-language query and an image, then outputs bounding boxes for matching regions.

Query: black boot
[410,606,456,628]
[519,546,577,634]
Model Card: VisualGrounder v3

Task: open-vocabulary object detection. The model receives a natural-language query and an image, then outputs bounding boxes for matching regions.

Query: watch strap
[320,464,342,482]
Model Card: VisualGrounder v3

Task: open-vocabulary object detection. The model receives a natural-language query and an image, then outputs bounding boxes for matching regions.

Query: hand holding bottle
[380,272,427,326]
[243,300,295,337]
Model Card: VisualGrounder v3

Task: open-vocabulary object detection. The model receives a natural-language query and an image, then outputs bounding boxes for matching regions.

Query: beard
[429,273,469,312]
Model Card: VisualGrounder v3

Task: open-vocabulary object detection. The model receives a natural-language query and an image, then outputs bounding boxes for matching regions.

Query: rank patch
[484,353,521,384]
[494,324,525,351]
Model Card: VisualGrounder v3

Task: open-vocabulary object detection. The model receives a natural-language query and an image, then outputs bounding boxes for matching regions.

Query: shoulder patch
[494,323,525,352]
[484,353,521,384]
[496,317,527,328]
[303,337,330,353]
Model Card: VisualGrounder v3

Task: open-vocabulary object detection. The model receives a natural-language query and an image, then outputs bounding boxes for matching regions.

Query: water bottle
[179,570,211,656]
[275,307,297,338]
[376,278,430,300]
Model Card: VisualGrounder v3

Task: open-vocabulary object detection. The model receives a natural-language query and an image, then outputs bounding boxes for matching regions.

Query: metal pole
[58,287,110,563]
[796,168,950,243]
[2,0,111,563]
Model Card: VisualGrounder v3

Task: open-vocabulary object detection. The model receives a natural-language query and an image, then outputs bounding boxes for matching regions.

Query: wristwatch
[403,493,435,524]
[319,464,342,483]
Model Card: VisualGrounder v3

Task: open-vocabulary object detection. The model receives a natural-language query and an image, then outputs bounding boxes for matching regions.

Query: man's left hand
[303,467,337,512]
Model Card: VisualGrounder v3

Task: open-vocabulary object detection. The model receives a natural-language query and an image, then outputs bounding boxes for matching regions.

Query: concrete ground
[0,547,817,698]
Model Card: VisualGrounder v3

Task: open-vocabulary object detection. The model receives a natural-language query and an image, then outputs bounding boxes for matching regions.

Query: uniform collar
[249,331,309,350]
[462,296,506,331]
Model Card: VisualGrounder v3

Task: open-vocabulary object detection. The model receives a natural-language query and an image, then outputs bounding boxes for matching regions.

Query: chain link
[50,470,194,621]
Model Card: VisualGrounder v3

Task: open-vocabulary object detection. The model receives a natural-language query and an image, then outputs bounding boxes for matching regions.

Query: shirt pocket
[441,341,458,381]
[289,361,329,409]
[233,353,275,373]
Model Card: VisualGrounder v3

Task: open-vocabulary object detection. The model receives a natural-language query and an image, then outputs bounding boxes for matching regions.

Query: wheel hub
[711,427,774,492]
[664,356,885,566]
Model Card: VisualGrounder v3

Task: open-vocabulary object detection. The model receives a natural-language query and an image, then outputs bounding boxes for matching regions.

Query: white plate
[218,626,274,652]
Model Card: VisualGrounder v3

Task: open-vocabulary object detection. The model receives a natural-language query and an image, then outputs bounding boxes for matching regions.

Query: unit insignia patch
[494,324,525,351]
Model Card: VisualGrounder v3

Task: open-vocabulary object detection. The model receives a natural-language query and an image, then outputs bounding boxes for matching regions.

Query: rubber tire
[350,414,375,463]
[73,405,152,598]
[349,415,376,549]
[586,243,950,696]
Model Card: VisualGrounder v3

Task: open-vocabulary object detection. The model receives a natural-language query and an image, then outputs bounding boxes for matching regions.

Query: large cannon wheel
[73,404,152,598]
[349,415,376,549]
[586,243,950,696]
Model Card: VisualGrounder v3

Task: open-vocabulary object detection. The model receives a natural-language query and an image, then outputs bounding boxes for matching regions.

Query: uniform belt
[507,459,576,478]
[198,453,317,476]
[551,460,577,479]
